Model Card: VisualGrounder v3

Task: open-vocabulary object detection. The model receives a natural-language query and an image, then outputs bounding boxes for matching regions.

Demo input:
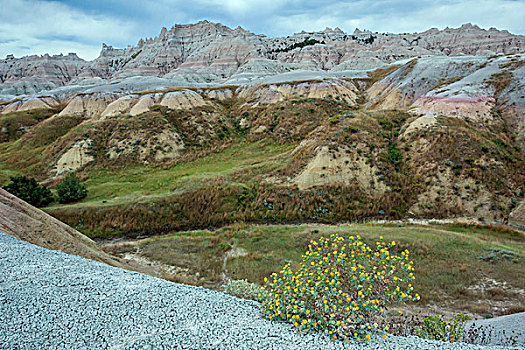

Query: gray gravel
[0,232,522,350]
[466,313,525,346]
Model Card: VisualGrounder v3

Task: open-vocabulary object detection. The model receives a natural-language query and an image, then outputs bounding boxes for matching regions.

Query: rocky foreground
[1,232,522,350]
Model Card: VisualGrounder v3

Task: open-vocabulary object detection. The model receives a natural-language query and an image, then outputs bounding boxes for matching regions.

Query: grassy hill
[1,104,521,237]
[1,60,524,233]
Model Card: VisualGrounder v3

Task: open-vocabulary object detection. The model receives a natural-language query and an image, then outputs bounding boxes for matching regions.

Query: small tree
[56,173,87,204]
[3,175,54,207]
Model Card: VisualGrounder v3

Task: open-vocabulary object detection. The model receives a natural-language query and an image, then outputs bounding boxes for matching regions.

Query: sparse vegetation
[430,76,464,91]
[415,313,469,342]
[486,70,513,96]
[366,66,401,86]
[270,38,321,53]
[0,109,56,142]
[223,279,266,301]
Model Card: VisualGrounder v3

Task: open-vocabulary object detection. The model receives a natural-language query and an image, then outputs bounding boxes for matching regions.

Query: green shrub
[56,173,88,204]
[3,175,53,207]
[415,313,469,342]
[223,279,267,301]
[259,234,418,341]
[388,143,403,168]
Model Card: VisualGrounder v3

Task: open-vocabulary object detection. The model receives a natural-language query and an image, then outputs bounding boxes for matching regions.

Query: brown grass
[486,70,513,96]
[366,65,401,86]
[0,98,22,107]
[430,76,464,91]
[134,84,239,96]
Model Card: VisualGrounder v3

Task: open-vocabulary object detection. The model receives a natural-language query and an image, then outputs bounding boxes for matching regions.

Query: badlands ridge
[0,21,524,230]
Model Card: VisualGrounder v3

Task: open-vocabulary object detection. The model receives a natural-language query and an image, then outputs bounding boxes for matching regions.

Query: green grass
[104,223,525,316]
[0,141,48,184]
[0,168,20,185]
[441,223,525,246]
[46,140,294,209]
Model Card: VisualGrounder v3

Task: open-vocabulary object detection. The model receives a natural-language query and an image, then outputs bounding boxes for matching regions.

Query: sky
[1,0,524,61]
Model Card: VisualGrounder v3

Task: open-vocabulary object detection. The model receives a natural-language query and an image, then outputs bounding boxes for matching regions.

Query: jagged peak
[353,28,373,35]
[460,23,480,30]
[2,52,85,61]
[1,19,523,95]
[234,25,251,34]
[170,20,230,31]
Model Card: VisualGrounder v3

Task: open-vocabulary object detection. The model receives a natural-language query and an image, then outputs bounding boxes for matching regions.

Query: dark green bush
[3,175,54,207]
[56,173,88,204]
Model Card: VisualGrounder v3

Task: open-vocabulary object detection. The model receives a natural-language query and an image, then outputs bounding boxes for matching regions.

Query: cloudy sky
[1,0,524,60]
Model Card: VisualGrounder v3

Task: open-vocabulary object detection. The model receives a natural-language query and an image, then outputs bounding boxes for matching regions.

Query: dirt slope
[0,188,121,266]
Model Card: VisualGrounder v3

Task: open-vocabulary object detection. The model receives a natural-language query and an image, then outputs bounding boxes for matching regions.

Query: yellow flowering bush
[259,234,419,341]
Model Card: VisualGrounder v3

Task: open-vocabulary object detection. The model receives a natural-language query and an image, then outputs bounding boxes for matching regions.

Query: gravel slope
[0,232,521,350]
[466,313,525,346]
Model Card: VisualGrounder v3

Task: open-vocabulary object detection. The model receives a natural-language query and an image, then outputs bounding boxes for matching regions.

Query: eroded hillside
[1,21,524,99]
[1,52,524,236]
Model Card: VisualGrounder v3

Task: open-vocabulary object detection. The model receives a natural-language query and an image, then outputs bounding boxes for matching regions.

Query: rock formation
[1,21,524,98]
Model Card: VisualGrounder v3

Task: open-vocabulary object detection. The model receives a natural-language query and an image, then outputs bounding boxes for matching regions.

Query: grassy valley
[102,222,525,318]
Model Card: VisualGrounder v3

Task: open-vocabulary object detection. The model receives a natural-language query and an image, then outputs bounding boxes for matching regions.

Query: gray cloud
[0,0,141,59]
[0,0,523,60]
